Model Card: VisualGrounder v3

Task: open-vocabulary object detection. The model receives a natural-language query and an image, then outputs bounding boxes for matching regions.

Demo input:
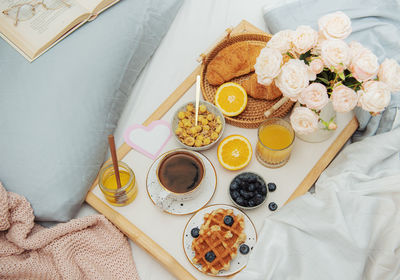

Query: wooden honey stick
[108,134,122,189]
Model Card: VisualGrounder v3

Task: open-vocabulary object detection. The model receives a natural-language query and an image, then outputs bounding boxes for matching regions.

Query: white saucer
[146,149,217,215]
[182,204,257,277]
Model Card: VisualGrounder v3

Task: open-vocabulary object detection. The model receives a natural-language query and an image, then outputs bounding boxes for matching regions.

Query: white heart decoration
[123,120,172,159]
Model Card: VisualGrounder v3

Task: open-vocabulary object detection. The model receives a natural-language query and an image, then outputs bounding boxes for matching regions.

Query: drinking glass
[256,118,295,168]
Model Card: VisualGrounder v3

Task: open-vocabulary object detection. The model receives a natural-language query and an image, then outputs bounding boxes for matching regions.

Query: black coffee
[158,151,204,193]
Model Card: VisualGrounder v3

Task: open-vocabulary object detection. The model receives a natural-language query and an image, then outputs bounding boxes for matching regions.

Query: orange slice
[217,135,252,170]
[215,82,248,117]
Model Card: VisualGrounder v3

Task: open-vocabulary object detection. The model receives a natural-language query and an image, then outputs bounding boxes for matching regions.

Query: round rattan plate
[200,33,294,129]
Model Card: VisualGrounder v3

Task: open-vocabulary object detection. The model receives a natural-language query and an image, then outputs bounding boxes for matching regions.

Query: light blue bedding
[0,0,182,222]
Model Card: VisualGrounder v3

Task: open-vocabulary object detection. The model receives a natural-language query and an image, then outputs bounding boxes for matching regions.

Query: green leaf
[286,52,294,59]
[338,71,345,80]
[317,77,330,84]
[321,71,329,81]
[327,70,335,81]
[320,119,329,129]
[299,50,312,61]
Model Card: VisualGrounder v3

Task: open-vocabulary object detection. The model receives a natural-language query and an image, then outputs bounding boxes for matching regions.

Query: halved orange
[217,135,252,170]
[215,82,248,117]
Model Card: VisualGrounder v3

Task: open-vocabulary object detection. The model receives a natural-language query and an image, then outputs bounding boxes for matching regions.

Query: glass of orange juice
[98,161,138,206]
[256,118,295,168]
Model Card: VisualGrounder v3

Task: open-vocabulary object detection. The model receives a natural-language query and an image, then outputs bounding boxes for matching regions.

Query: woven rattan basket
[200,33,294,129]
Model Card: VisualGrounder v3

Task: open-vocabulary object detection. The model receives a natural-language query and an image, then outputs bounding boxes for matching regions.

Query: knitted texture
[0,182,140,279]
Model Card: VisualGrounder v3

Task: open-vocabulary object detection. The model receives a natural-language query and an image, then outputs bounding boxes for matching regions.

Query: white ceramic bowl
[228,172,268,210]
[172,100,225,151]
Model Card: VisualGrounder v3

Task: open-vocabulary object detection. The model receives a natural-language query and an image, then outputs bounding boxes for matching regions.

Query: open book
[0,0,119,62]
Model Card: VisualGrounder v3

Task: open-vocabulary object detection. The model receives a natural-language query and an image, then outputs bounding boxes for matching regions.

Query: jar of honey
[99,161,137,206]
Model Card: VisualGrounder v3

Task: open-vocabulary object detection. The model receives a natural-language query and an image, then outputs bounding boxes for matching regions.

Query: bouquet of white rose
[255,11,400,135]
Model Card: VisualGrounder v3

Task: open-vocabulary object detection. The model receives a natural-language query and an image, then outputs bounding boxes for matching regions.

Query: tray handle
[197,27,233,64]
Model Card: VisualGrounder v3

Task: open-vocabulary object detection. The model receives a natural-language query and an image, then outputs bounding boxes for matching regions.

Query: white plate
[182,204,257,277]
[146,149,217,215]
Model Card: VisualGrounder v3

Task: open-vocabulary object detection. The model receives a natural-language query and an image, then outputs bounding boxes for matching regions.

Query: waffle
[191,208,246,274]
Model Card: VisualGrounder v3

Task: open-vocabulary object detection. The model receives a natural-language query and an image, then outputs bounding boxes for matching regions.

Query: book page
[77,0,116,16]
[75,0,101,12]
[0,0,89,57]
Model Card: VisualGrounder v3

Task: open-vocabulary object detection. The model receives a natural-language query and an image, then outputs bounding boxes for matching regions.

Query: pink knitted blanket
[0,182,140,279]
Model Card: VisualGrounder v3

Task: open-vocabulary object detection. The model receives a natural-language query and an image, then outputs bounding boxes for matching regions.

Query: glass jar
[99,161,137,206]
[295,101,336,143]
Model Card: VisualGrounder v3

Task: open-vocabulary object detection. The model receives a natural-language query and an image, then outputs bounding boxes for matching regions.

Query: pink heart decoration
[123,120,172,160]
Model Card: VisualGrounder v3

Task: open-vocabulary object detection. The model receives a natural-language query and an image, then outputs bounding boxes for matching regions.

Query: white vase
[295,101,336,143]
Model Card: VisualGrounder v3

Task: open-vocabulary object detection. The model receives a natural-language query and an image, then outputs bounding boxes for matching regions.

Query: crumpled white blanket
[235,126,400,279]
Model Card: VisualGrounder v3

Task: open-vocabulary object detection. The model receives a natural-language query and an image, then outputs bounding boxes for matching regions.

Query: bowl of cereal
[172,101,225,151]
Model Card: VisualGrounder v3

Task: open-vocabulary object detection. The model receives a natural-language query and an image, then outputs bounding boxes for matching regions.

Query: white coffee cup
[156,149,205,201]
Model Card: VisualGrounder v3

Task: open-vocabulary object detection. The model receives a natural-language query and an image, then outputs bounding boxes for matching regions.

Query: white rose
[298,83,329,110]
[357,81,391,113]
[378,58,400,92]
[311,32,326,56]
[254,47,283,86]
[292,25,318,54]
[320,39,351,72]
[267,30,295,54]
[348,41,364,59]
[275,59,310,100]
[318,11,352,40]
[309,58,324,74]
[331,84,358,112]
[348,42,379,82]
[290,106,319,135]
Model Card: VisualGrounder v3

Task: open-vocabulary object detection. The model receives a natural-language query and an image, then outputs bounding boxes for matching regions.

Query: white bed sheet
[74,1,317,279]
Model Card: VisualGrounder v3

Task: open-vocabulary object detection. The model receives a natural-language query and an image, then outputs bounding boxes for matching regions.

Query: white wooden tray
[86,20,358,280]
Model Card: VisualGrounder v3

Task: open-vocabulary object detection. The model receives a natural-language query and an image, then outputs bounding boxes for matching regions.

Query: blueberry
[235,196,245,206]
[255,182,262,189]
[247,191,255,198]
[234,178,241,185]
[231,190,240,200]
[248,175,257,183]
[241,173,252,182]
[254,194,264,205]
[239,244,250,255]
[268,202,278,211]
[224,215,234,226]
[241,190,252,199]
[268,182,277,192]
[248,199,256,207]
[248,184,256,192]
[191,227,200,238]
[205,251,216,262]
[260,185,267,195]
[240,181,247,188]
[230,181,239,191]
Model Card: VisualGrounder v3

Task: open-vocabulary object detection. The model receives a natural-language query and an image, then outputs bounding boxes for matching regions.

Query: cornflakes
[175,103,223,147]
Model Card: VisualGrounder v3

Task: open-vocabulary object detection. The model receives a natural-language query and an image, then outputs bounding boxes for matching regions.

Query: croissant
[241,73,282,100]
[206,41,265,86]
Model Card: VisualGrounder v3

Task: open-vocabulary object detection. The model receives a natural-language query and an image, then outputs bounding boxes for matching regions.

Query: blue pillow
[0,0,182,222]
